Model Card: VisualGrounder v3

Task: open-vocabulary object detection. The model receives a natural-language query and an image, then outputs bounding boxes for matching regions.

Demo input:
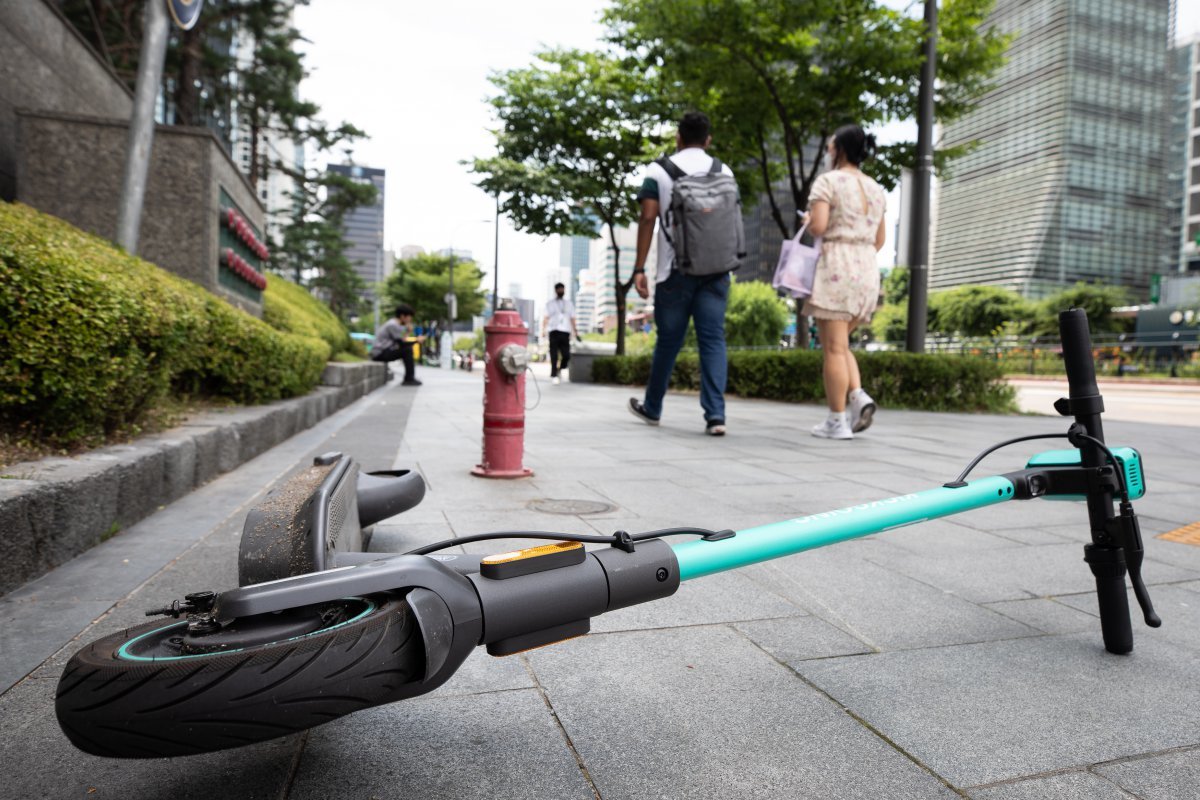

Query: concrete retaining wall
[0,361,387,596]
[0,0,132,201]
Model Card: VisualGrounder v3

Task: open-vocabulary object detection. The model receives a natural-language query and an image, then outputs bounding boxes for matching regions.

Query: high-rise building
[327,163,386,302]
[575,268,598,333]
[1173,34,1200,273]
[559,234,592,299]
[588,226,652,332]
[932,0,1175,298]
[399,244,425,260]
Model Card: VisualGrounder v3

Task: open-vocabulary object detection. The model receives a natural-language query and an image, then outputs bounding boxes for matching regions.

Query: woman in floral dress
[801,124,888,440]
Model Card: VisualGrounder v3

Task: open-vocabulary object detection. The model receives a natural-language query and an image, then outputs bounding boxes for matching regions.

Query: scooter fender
[214,555,483,699]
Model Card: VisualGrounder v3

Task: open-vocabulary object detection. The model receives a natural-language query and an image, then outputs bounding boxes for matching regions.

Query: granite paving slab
[798,633,1200,787]
[874,541,1198,604]
[526,625,959,799]
[1095,747,1200,800]
[967,771,1132,800]
[289,690,596,800]
[740,546,1038,650]
[734,615,875,662]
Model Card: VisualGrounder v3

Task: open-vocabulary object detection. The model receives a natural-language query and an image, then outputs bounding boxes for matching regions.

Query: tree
[604,0,1009,238]
[275,161,376,320]
[725,280,789,346]
[882,266,910,307]
[61,0,371,317]
[1030,283,1133,336]
[381,253,487,328]
[469,49,668,355]
[929,285,1031,337]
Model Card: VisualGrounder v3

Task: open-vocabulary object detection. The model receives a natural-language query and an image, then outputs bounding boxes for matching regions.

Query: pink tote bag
[771,222,821,299]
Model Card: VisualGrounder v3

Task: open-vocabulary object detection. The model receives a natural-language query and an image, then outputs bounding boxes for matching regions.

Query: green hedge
[263,273,352,356]
[593,349,1017,413]
[0,202,329,446]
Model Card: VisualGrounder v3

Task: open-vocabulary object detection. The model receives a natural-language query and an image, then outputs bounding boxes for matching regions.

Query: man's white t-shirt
[637,147,736,283]
[545,297,575,333]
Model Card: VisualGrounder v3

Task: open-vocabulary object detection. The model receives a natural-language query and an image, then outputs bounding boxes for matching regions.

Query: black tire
[56,593,421,758]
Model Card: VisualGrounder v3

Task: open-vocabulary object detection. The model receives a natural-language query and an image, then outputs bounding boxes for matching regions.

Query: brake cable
[405,526,735,556]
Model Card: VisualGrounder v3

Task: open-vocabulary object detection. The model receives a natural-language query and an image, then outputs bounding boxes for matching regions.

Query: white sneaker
[811,415,854,440]
[848,390,876,433]
[552,376,560,385]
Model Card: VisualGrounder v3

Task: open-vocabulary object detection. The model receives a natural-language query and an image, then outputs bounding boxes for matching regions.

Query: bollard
[471,304,533,479]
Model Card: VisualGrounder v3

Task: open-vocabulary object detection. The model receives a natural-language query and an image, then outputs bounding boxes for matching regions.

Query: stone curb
[0,361,388,596]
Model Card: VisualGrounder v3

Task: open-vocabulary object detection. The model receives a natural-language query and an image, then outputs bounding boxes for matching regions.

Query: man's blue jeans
[642,271,729,422]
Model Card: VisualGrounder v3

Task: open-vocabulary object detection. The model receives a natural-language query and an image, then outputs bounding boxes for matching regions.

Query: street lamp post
[492,193,501,316]
[905,0,938,354]
[115,0,171,254]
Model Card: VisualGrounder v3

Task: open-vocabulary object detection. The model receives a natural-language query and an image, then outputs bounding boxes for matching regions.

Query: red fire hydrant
[471,303,533,479]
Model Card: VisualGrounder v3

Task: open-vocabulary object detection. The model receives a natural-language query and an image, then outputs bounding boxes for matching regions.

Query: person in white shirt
[542,282,579,385]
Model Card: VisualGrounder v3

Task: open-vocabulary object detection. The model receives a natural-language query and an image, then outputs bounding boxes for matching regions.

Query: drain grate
[528,498,615,516]
[1158,521,1200,547]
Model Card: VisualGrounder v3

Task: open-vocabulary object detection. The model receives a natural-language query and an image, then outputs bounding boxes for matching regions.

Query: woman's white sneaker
[849,390,876,433]
[811,415,854,440]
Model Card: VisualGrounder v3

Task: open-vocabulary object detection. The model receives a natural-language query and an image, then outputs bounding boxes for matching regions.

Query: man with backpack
[627,111,744,436]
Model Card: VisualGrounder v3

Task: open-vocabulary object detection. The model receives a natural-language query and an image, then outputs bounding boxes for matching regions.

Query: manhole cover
[528,498,615,515]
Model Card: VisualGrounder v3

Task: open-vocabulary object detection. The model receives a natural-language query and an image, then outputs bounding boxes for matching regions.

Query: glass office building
[327,164,386,301]
[933,0,1175,298]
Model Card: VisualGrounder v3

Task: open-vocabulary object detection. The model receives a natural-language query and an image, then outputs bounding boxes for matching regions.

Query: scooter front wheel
[56,593,420,758]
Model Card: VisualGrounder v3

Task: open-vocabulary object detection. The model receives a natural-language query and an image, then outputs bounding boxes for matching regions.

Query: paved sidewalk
[4,365,1200,799]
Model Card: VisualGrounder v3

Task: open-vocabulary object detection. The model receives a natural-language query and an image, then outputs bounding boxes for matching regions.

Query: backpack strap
[655,155,686,180]
[708,157,723,174]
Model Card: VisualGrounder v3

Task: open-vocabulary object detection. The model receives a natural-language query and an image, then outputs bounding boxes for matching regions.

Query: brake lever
[1115,501,1162,628]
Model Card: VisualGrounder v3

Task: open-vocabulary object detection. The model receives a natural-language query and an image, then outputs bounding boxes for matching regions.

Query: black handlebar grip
[1059,308,1099,400]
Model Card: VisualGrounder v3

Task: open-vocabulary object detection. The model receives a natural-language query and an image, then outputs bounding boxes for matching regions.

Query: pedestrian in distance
[799,124,887,440]
[370,304,425,386]
[542,282,580,385]
[627,111,745,436]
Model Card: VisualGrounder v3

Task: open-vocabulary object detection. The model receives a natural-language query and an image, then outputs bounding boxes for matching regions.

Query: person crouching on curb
[370,304,425,386]
[799,124,887,440]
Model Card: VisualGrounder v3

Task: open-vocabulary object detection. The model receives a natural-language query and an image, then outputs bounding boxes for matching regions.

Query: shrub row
[0,202,329,446]
[593,349,1017,413]
[262,273,353,356]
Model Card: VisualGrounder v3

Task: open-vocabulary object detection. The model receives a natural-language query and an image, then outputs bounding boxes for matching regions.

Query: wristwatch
[632,267,646,275]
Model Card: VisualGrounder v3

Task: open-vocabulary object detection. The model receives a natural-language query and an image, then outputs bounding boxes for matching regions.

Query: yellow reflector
[482,540,583,565]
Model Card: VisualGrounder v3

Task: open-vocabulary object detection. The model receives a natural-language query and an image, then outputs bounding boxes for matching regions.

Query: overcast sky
[294,1,1200,311]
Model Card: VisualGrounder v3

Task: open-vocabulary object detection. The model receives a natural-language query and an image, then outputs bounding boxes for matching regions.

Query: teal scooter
[55,309,1160,759]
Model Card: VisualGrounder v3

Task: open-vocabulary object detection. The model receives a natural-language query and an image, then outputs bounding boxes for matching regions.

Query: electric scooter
[55,309,1161,759]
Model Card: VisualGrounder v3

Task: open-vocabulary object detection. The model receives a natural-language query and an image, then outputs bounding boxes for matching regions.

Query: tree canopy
[381,253,487,327]
[469,49,668,354]
[604,0,1008,237]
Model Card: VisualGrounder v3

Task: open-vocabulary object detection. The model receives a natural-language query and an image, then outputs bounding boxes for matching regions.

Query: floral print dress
[802,169,887,324]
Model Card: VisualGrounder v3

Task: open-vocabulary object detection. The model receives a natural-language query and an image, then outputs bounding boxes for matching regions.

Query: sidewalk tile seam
[726,624,971,799]
[961,742,1200,795]
[276,729,310,800]
[741,562,882,649]
[518,655,603,800]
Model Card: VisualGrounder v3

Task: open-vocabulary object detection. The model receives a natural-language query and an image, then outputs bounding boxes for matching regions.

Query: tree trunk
[173,23,205,126]
[610,224,626,356]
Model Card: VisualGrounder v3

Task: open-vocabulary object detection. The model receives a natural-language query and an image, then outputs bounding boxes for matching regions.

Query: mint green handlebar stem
[671,476,1017,581]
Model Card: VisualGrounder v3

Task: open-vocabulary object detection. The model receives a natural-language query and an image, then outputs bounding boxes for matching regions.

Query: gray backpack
[657,155,745,276]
